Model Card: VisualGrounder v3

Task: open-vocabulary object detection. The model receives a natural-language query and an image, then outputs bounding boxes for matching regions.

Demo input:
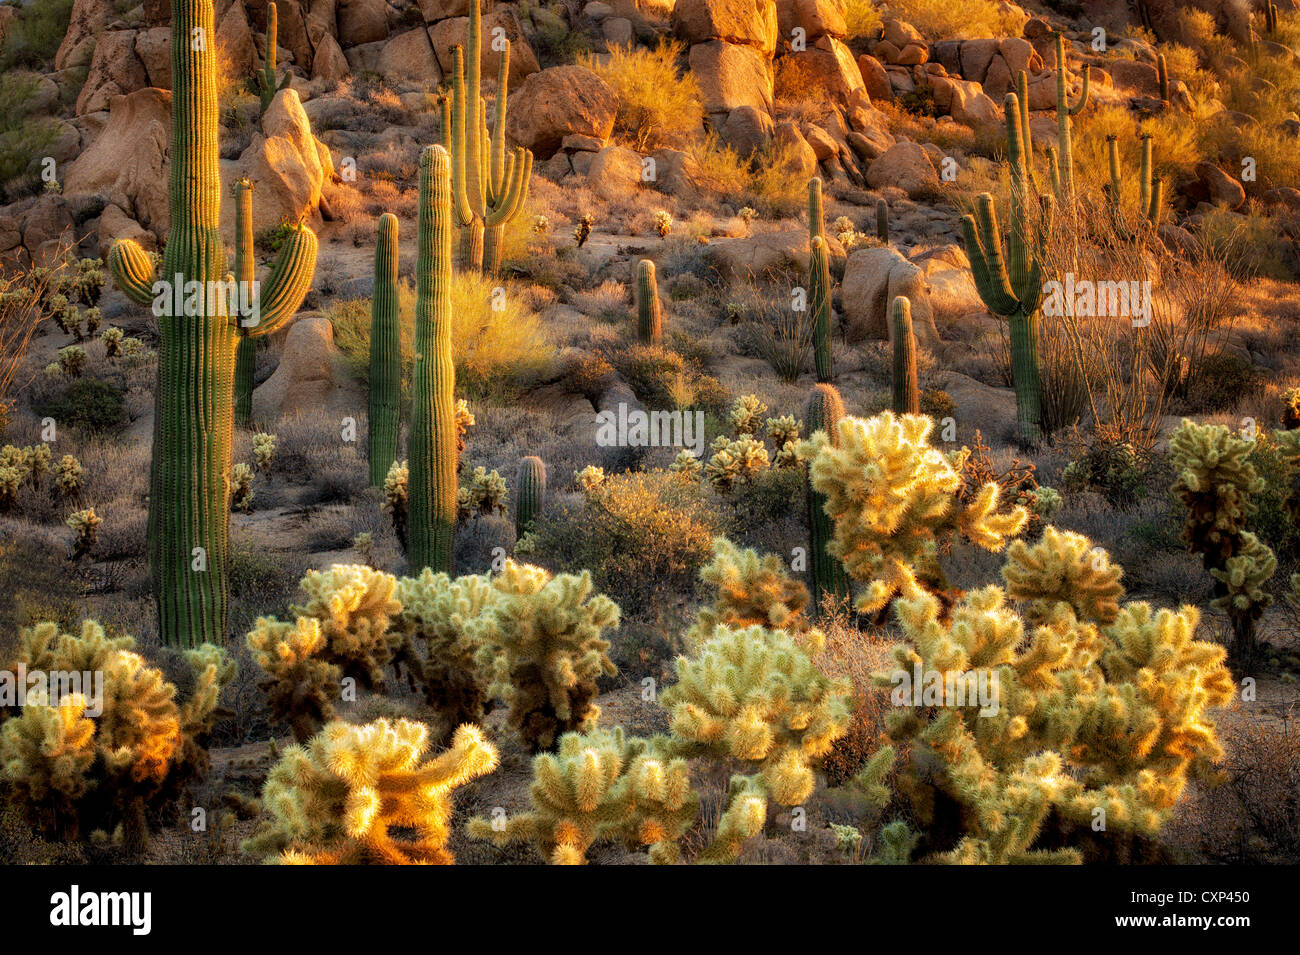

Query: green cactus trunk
[1157,53,1169,101]
[891,297,919,415]
[961,90,1046,446]
[515,455,546,535]
[368,213,401,487]
[449,0,531,276]
[876,198,889,243]
[106,0,317,647]
[805,383,851,614]
[810,236,833,382]
[1053,32,1089,204]
[233,180,256,428]
[808,176,824,241]
[256,2,289,114]
[636,259,662,346]
[408,146,458,575]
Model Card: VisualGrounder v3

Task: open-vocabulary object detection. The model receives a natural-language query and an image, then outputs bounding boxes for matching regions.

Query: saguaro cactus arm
[107,240,158,307]
[248,224,318,337]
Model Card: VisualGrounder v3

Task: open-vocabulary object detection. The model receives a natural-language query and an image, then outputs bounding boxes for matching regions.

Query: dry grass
[882,0,1025,40]
[577,41,702,151]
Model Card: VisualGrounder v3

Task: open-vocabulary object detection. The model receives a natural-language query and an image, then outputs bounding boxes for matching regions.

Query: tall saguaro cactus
[369,213,401,487]
[1105,133,1162,227]
[232,178,256,427]
[1050,32,1089,203]
[408,146,458,575]
[804,383,851,613]
[807,178,833,382]
[636,259,662,346]
[107,0,318,647]
[891,297,919,415]
[961,92,1047,446]
[254,1,290,114]
[446,0,533,274]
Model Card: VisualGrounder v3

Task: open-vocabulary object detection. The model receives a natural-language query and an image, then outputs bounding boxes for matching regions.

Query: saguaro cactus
[408,146,458,575]
[107,0,317,648]
[515,455,546,535]
[369,213,401,487]
[1156,53,1169,101]
[808,176,825,242]
[961,92,1047,446]
[810,236,833,382]
[446,0,532,274]
[253,2,290,115]
[636,259,662,346]
[1105,133,1162,227]
[1049,32,1089,203]
[232,178,256,428]
[1264,0,1278,34]
[804,383,851,612]
[891,297,919,415]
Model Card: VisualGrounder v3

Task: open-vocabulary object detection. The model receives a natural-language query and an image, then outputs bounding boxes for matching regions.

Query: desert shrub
[330,274,554,404]
[882,0,1025,40]
[521,470,727,616]
[1183,351,1261,413]
[0,73,57,189]
[35,378,127,436]
[731,280,814,383]
[0,0,74,71]
[842,0,884,38]
[561,349,615,402]
[686,135,806,216]
[577,41,702,150]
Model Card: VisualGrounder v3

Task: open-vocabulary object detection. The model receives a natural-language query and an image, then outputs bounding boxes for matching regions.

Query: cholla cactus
[877,556,1234,863]
[532,214,550,236]
[101,326,124,358]
[669,450,702,479]
[1032,484,1062,520]
[0,465,19,510]
[0,620,233,853]
[245,616,341,743]
[661,624,850,860]
[765,415,803,468]
[1282,387,1300,431]
[705,435,770,493]
[25,443,51,488]
[1169,419,1277,662]
[1001,525,1124,625]
[728,394,768,436]
[801,412,1027,616]
[58,345,87,378]
[242,719,498,864]
[55,454,83,500]
[738,206,757,226]
[574,465,605,492]
[574,214,594,247]
[119,336,150,362]
[291,565,401,691]
[459,466,508,518]
[231,462,255,512]
[383,458,409,551]
[454,398,475,460]
[395,569,499,737]
[469,560,620,752]
[83,307,102,336]
[468,726,698,864]
[66,508,102,560]
[653,210,673,238]
[252,432,277,475]
[352,532,375,567]
[688,537,811,644]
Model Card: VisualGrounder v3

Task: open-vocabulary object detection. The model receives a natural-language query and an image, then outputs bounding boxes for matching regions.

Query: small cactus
[252,432,276,474]
[66,507,102,561]
[55,454,83,501]
[231,462,255,512]
[515,455,547,535]
[803,383,851,612]
[891,297,919,415]
[635,259,663,346]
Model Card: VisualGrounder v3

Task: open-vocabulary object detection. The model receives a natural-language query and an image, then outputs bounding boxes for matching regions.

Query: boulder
[252,316,357,424]
[690,40,774,116]
[97,204,157,258]
[506,66,618,159]
[312,33,351,82]
[429,10,541,88]
[135,27,172,89]
[76,31,148,115]
[1107,59,1160,97]
[671,0,778,54]
[1194,161,1246,210]
[217,1,258,81]
[586,146,644,201]
[856,54,891,100]
[865,142,939,198]
[65,88,172,237]
[841,246,940,345]
[338,0,390,45]
[784,36,863,105]
[721,105,774,155]
[649,147,707,202]
[604,16,635,45]
[56,0,114,72]
[775,0,846,39]
[228,88,330,234]
[21,196,75,257]
[418,0,473,20]
[702,229,846,280]
[377,27,442,86]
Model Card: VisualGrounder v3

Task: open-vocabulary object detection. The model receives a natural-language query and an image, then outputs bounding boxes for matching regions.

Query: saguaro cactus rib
[408,146,458,575]
[106,0,316,648]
